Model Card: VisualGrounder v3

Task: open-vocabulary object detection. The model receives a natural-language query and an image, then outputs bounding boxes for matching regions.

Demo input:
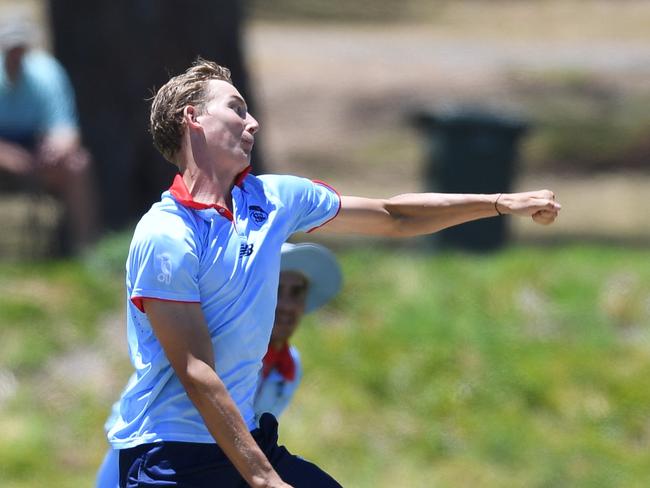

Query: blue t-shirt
[107,173,340,449]
[0,50,78,148]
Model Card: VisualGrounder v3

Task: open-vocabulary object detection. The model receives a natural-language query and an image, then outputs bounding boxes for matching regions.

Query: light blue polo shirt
[0,50,78,147]
[98,348,304,488]
[107,172,340,449]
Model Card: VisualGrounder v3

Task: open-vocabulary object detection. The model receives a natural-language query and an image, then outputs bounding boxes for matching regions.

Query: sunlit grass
[1,242,650,486]
[285,246,650,487]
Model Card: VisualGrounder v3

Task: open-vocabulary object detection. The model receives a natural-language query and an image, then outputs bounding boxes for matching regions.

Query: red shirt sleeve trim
[307,180,342,233]
[131,296,201,313]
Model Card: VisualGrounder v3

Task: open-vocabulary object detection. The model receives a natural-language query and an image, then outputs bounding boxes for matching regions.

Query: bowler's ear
[183,105,201,129]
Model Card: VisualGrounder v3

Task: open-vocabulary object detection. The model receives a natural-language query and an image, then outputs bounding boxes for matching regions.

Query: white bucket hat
[280,242,342,313]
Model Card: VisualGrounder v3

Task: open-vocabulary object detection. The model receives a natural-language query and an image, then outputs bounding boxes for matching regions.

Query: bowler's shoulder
[133,193,200,241]
[253,173,315,196]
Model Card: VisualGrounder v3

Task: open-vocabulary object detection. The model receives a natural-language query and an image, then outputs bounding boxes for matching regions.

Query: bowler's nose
[246,113,260,134]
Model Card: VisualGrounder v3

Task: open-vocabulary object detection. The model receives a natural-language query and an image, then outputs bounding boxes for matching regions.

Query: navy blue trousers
[119,413,342,487]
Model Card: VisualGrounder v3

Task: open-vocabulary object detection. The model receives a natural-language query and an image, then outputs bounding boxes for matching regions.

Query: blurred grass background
[1,239,650,486]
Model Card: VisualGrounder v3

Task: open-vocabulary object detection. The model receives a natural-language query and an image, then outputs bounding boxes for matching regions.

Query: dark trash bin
[412,108,529,251]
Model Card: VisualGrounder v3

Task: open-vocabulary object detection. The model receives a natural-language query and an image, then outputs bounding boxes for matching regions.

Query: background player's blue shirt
[253,346,303,420]
[108,173,340,449]
[0,50,78,148]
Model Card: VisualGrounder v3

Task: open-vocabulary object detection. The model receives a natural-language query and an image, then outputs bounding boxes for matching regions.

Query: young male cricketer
[108,58,561,488]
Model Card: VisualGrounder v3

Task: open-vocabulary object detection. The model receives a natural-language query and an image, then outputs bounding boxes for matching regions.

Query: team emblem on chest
[249,205,268,225]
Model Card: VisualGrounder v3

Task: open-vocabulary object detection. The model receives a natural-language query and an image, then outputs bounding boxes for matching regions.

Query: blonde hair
[150,58,232,164]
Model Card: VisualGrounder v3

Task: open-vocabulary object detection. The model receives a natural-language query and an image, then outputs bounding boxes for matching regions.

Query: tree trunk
[48,0,265,230]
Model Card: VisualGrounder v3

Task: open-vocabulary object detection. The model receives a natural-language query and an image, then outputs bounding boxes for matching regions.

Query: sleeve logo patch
[156,253,173,284]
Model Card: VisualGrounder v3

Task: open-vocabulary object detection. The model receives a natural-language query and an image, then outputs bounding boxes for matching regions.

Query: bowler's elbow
[179,357,221,399]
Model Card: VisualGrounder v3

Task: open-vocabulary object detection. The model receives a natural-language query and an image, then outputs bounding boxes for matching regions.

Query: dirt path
[249,23,650,180]
[248,23,650,241]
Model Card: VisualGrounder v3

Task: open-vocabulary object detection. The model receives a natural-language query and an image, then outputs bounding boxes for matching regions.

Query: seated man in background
[0,16,97,253]
[96,242,343,488]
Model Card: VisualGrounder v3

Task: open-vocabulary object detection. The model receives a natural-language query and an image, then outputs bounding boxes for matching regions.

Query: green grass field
[1,240,649,487]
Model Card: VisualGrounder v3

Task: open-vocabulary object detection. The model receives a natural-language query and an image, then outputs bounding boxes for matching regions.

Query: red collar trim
[234,165,252,187]
[169,175,217,210]
[168,166,251,215]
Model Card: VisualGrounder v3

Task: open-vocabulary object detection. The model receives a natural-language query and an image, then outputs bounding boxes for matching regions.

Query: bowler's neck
[181,166,234,211]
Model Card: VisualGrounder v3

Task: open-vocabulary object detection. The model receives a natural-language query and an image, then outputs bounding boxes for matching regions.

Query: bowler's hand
[531,209,557,225]
[497,190,561,225]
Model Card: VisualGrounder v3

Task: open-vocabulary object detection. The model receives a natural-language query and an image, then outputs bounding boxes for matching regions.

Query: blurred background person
[48,0,264,232]
[0,15,97,254]
[255,242,342,419]
[95,242,342,488]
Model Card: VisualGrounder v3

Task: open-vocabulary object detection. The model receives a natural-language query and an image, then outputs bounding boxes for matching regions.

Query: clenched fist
[496,190,561,225]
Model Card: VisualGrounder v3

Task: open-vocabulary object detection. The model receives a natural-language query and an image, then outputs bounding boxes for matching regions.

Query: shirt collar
[234,165,252,187]
[168,165,251,211]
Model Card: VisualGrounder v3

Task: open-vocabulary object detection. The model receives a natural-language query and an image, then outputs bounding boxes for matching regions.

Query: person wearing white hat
[0,14,97,253]
[96,241,342,488]
[254,242,342,420]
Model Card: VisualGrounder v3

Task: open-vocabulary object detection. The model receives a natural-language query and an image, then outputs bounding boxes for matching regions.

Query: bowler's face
[271,271,309,344]
[195,80,259,171]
